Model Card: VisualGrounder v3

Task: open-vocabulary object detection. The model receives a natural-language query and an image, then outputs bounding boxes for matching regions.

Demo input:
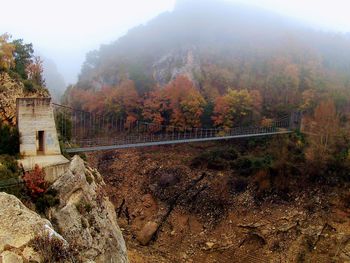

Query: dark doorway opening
[37,131,45,154]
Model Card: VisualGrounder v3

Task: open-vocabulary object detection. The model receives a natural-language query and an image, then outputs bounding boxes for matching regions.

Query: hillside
[87,142,350,263]
[77,0,350,95]
[66,0,350,133]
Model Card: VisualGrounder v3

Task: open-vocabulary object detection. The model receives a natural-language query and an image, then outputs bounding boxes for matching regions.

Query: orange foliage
[305,99,341,164]
[261,118,273,127]
[69,79,140,123]
[142,76,206,130]
[164,76,206,129]
[142,87,168,131]
[212,89,253,129]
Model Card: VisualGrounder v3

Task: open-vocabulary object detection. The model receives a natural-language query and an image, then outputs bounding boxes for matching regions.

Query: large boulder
[0,192,60,262]
[48,155,129,263]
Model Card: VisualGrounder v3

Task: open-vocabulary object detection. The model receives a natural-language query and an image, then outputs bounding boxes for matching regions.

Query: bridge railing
[52,103,293,149]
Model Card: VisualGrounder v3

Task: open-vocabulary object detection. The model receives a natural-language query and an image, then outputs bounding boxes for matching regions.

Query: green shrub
[0,154,26,199]
[75,200,92,214]
[7,70,21,81]
[86,173,94,184]
[228,176,249,194]
[35,189,59,214]
[23,79,38,92]
[231,155,272,176]
[0,122,19,156]
[78,152,87,161]
[191,147,239,170]
[0,155,20,180]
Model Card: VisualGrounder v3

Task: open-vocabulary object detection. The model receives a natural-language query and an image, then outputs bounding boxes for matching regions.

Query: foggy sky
[1,0,349,85]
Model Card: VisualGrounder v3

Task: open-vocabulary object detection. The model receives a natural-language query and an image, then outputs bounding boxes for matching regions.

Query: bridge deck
[66,130,292,153]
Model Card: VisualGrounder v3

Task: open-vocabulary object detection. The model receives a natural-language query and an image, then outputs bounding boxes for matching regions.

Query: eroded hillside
[87,141,350,263]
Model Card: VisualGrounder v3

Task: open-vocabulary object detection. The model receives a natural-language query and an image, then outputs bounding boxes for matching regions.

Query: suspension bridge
[52,103,301,153]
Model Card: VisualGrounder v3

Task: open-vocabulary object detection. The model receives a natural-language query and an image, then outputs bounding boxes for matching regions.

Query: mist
[1,0,350,89]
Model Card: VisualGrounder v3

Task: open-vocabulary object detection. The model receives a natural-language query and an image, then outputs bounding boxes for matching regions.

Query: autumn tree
[26,56,45,86]
[142,87,169,131]
[69,80,140,126]
[105,80,140,125]
[212,89,253,129]
[305,99,342,168]
[0,33,15,71]
[163,76,206,129]
[250,89,263,121]
[201,64,234,99]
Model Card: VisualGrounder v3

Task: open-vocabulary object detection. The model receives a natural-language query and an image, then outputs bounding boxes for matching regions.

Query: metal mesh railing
[52,103,297,152]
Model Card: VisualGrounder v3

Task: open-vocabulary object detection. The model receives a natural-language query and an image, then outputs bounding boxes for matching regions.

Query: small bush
[0,122,19,156]
[228,176,248,194]
[35,189,60,214]
[0,155,20,180]
[76,200,93,214]
[0,155,25,198]
[78,152,87,161]
[7,70,22,81]
[23,79,40,93]
[29,232,79,263]
[23,164,48,197]
[191,147,239,170]
[253,170,272,201]
[86,173,94,184]
[231,155,272,176]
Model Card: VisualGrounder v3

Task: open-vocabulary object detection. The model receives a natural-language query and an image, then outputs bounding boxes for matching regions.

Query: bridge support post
[289,111,302,130]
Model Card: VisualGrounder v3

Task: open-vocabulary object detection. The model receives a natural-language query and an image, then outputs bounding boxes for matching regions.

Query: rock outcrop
[152,46,201,86]
[0,155,128,263]
[48,156,128,263]
[0,192,61,262]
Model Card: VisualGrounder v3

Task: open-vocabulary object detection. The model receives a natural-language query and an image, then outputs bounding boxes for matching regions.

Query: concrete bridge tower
[16,98,69,177]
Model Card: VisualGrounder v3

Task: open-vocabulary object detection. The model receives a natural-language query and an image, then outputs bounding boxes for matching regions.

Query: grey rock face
[49,156,129,263]
[152,46,202,86]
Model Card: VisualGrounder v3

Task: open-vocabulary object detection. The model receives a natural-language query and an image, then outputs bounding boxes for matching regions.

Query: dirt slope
[87,143,350,263]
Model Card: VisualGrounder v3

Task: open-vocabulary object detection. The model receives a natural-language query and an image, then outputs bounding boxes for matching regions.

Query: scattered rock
[205,242,215,249]
[142,194,156,208]
[137,221,159,246]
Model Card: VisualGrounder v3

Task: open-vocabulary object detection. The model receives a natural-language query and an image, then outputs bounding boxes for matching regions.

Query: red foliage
[23,164,48,197]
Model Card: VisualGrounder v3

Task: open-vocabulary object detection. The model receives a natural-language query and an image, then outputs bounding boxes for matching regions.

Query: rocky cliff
[48,156,128,262]
[0,156,128,263]
[152,46,201,86]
